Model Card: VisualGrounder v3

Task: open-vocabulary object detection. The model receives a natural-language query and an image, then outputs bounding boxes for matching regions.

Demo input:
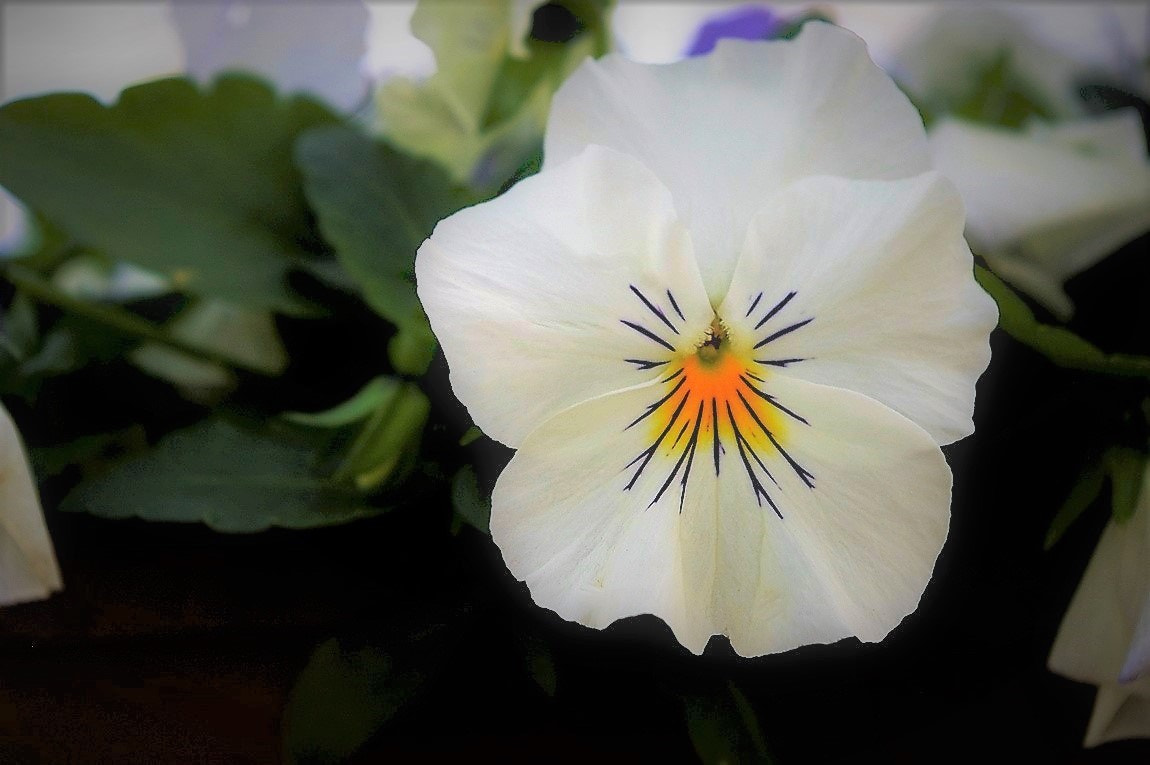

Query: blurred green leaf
[948,50,1056,129]
[4,263,274,378]
[284,377,402,429]
[376,0,613,188]
[0,75,337,313]
[282,639,416,765]
[1106,447,1146,525]
[976,266,1150,378]
[388,313,438,376]
[684,682,773,765]
[130,300,288,401]
[451,465,491,535]
[519,631,558,696]
[295,125,467,325]
[1044,462,1106,550]
[458,426,483,447]
[61,419,386,532]
[333,382,430,492]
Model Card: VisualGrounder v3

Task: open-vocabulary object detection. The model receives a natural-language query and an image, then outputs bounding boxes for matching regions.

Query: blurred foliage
[912,49,1057,129]
[59,419,388,532]
[376,0,613,191]
[294,125,470,374]
[684,682,773,765]
[975,266,1150,379]
[450,464,492,535]
[0,75,336,314]
[283,639,400,765]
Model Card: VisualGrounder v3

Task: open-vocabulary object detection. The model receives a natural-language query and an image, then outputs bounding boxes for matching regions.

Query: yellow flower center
[622,287,815,515]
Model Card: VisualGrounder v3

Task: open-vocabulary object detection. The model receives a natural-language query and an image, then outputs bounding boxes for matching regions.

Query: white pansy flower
[930,112,1150,319]
[417,23,996,655]
[1049,466,1150,747]
[0,403,62,606]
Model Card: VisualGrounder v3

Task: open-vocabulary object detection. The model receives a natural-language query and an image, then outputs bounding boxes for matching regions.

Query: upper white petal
[416,144,711,447]
[719,173,996,446]
[0,404,62,606]
[491,370,951,656]
[545,21,931,303]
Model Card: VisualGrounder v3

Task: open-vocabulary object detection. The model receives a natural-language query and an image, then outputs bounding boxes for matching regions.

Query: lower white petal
[0,405,62,606]
[719,374,952,655]
[719,173,995,446]
[491,360,951,656]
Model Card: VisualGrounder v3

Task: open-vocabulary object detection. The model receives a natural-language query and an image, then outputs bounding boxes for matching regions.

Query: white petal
[417,144,710,447]
[545,21,931,303]
[0,187,34,255]
[929,117,1150,283]
[1036,109,1149,163]
[1084,681,1150,747]
[491,369,950,657]
[719,173,995,446]
[0,404,62,606]
[1049,488,1150,688]
[171,0,370,111]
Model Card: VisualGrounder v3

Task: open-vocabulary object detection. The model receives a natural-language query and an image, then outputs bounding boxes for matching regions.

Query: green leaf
[294,124,464,374]
[61,419,385,532]
[388,313,438,376]
[333,382,431,492]
[948,49,1057,129]
[451,465,491,535]
[1106,447,1146,525]
[283,377,403,429]
[1044,463,1106,550]
[976,266,1150,378]
[684,682,773,765]
[458,426,483,447]
[375,0,613,187]
[519,631,558,696]
[282,638,418,765]
[0,75,338,313]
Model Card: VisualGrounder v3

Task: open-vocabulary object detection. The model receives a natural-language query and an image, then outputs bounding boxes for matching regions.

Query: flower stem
[2,263,274,377]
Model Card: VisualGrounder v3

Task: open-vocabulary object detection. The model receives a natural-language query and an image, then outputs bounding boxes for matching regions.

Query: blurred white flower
[171,0,371,112]
[930,111,1150,318]
[1049,464,1150,747]
[418,23,995,655]
[0,403,62,607]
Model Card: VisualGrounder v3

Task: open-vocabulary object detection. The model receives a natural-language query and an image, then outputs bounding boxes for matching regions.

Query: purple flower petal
[686,5,781,57]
